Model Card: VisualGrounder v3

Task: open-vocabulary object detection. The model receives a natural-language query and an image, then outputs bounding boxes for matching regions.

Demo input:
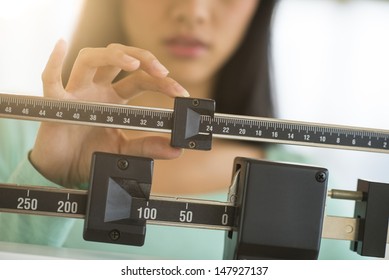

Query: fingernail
[55,38,67,51]
[174,83,190,97]
[152,60,169,77]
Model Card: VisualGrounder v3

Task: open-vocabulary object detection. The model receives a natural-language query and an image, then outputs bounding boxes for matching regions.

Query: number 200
[57,201,78,214]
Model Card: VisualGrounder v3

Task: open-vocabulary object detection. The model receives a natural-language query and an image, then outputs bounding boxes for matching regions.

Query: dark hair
[63,0,278,118]
[215,0,278,117]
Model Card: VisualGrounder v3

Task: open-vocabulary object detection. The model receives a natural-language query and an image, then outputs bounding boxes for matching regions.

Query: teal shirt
[0,118,369,259]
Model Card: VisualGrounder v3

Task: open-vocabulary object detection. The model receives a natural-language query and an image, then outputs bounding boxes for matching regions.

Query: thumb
[124,136,183,160]
[41,39,67,98]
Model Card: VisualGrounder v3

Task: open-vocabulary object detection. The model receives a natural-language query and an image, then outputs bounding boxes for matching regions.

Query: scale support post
[351,179,389,258]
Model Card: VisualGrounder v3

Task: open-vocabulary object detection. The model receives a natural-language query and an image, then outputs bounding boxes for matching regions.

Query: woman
[0,0,278,259]
[58,0,276,194]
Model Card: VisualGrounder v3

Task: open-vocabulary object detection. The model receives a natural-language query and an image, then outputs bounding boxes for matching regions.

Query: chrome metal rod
[328,189,364,201]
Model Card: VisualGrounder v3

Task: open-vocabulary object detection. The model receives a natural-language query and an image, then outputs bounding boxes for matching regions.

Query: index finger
[41,39,67,99]
[107,43,169,78]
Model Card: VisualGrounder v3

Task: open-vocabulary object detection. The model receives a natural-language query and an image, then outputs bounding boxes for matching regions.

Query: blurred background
[1,0,389,259]
[270,0,389,259]
[0,0,81,94]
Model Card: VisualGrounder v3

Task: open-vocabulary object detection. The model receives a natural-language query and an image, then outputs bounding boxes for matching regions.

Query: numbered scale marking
[133,196,235,229]
[0,184,86,218]
[0,184,235,230]
[1,93,389,153]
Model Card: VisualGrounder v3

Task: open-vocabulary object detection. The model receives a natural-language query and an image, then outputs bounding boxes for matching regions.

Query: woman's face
[121,0,259,90]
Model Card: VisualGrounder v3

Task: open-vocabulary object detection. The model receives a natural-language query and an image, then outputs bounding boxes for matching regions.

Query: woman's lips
[164,36,209,58]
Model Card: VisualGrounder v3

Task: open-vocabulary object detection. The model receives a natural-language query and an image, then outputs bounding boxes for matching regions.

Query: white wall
[273,0,389,198]
[0,0,81,95]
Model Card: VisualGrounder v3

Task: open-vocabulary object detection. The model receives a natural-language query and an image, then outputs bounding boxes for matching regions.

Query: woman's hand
[30,40,189,187]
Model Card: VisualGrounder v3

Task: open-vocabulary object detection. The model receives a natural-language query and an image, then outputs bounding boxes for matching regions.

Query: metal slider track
[2,93,389,153]
[1,183,388,243]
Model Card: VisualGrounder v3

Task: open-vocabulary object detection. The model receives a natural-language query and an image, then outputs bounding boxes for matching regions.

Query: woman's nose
[170,0,210,26]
